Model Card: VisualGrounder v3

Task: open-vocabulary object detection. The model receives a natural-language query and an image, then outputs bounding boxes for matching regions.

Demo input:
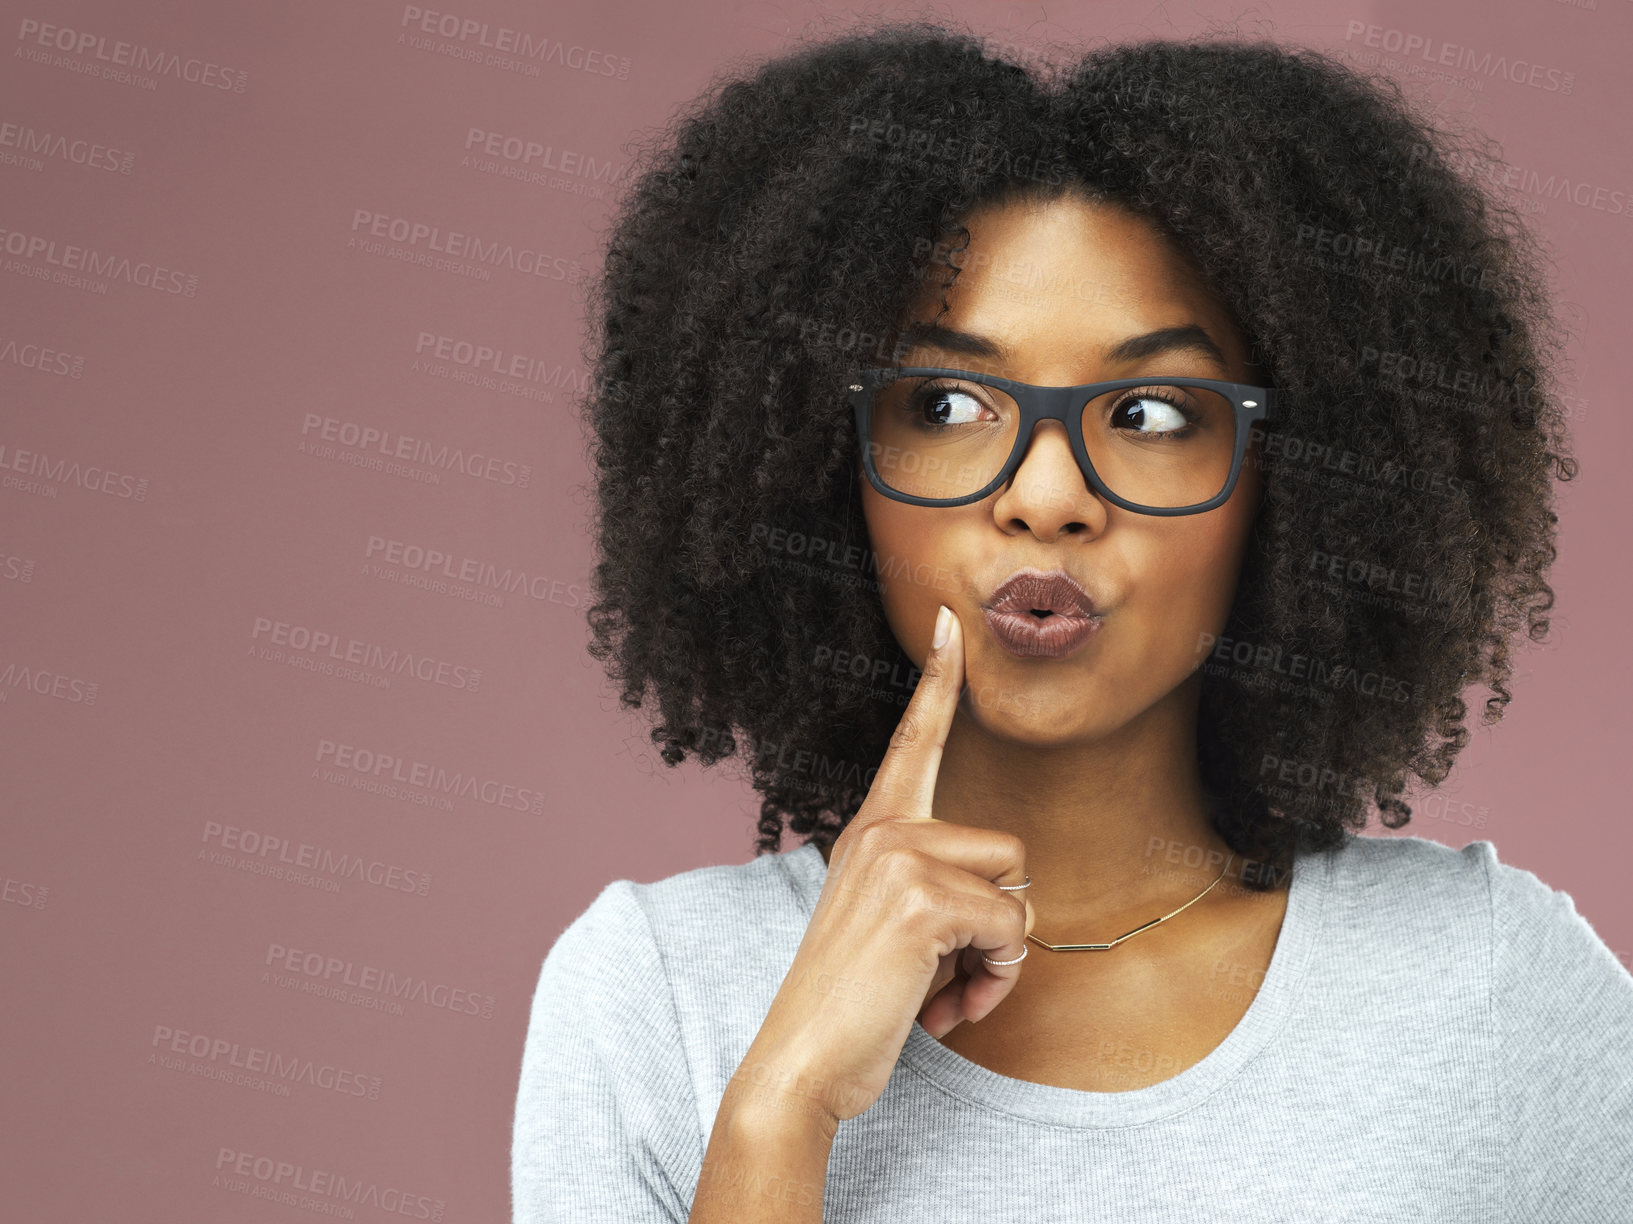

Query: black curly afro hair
[578,17,1574,887]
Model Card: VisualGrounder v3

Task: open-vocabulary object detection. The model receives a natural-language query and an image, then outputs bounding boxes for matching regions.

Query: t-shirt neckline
[777,836,1335,1129]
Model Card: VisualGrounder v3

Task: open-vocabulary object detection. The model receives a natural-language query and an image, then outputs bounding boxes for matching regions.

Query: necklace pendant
[1024,855,1234,952]
[1027,933,1116,951]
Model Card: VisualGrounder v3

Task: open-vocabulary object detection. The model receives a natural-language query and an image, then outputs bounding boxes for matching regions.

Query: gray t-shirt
[510,833,1633,1222]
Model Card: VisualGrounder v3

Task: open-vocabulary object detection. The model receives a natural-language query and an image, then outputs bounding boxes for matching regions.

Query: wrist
[720,1061,842,1145]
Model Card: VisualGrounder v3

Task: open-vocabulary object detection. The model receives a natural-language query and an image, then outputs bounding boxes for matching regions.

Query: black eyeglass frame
[846,366,1278,516]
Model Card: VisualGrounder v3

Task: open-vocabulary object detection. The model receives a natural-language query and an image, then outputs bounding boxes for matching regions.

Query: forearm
[689,1079,836,1223]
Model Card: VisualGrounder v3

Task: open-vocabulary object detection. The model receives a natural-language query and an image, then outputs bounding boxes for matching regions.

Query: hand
[731,605,1033,1129]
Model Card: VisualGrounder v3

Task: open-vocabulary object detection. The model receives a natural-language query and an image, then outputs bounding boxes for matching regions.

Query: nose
[991,419,1105,537]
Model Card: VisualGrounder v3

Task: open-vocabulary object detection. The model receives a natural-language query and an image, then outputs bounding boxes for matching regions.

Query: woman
[512,19,1632,1223]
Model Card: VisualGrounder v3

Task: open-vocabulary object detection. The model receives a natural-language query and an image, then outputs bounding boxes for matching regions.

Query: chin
[961,678,1093,735]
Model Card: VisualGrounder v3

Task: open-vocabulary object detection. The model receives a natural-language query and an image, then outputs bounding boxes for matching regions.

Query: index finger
[851,602,966,830]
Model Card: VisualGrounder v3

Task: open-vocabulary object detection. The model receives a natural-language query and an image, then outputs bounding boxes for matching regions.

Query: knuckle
[898,877,936,918]
[898,892,954,953]
[852,819,903,859]
[888,711,929,754]
[872,843,922,890]
[916,655,944,690]
[913,879,961,922]
[1003,891,1028,927]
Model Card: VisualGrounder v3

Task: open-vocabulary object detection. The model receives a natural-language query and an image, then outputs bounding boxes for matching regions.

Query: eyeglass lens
[866,374,1238,508]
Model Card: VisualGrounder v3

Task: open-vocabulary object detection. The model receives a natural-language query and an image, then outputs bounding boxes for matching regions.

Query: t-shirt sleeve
[1475,841,1633,1222]
[511,878,703,1223]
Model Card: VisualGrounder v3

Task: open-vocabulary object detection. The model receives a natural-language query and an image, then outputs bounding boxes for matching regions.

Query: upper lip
[984,567,1099,618]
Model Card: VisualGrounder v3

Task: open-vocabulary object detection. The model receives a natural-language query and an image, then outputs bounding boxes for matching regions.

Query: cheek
[1158,453,1262,607]
[1139,517,1248,628]
[1182,509,1258,633]
[860,491,959,652]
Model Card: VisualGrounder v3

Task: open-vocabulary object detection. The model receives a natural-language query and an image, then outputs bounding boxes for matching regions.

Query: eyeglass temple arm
[1245,385,1277,423]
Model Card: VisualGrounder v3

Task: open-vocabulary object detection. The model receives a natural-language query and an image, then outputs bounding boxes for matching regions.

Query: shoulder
[514,856,820,1223]
[1330,833,1633,1026]
[1329,832,1627,964]
[524,845,822,1125]
[548,843,818,945]
[1329,828,1490,884]
[1322,831,1493,929]
[628,841,821,942]
[1325,830,1583,920]
[1288,838,1633,1214]
[1427,847,1633,1216]
[1463,841,1633,1008]
[534,844,820,1017]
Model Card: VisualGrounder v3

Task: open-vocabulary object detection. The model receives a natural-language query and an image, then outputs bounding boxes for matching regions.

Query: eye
[1108,389,1198,438]
[907,380,997,428]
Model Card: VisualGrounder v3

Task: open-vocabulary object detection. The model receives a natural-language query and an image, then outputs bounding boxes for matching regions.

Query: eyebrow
[893,320,1230,371]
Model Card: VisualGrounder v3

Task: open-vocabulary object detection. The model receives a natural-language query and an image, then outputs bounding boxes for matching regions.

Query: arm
[1477,842,1633,1222]
[689,1075,836,1223]
[511,880,701,1224]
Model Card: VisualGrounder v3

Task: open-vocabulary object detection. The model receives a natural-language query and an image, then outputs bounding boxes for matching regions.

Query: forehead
[900,193,1243,372]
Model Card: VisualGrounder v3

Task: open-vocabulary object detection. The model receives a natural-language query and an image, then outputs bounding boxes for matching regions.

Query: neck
[929,674,1247,930]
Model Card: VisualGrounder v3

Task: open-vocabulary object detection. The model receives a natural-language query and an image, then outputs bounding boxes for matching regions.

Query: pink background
[2,0,1627,1218]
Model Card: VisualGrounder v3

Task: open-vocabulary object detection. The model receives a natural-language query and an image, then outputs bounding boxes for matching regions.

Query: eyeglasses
[846,366,1277,515]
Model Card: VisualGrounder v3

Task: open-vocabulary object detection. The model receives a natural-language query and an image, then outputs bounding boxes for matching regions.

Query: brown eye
[1108,389,1200,438]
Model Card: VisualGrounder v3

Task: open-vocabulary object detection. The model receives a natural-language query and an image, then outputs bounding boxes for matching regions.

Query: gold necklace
[1024,854,1234,951]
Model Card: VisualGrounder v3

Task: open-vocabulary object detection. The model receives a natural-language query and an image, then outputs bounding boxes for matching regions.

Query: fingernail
[933,604,951,651]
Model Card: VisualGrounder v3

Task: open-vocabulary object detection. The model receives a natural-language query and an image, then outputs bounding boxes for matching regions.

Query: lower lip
[983,608,1101,659]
